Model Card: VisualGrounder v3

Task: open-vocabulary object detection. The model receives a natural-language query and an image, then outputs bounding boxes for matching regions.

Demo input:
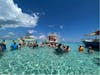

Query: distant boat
[47,33,59,44]
[18,32,36,42]
[24,35,36,42]
[82,30,100,51]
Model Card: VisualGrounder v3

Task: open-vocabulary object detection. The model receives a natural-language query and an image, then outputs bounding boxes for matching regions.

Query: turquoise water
[0,40,100,75]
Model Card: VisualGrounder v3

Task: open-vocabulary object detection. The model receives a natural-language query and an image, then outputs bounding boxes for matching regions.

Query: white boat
[18,31,36,42]
[24,35,36,42]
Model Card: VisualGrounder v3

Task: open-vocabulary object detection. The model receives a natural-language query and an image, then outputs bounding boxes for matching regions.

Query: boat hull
[83,41,99,51]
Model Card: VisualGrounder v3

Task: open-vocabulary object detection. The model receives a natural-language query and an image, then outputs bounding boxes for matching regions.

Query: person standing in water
[79,45,84,52]
[1,40,7,52]
[10,41,18,50]
[88,46,94,54]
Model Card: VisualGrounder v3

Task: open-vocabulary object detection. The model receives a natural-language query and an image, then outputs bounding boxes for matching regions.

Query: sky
[0,0,99,41]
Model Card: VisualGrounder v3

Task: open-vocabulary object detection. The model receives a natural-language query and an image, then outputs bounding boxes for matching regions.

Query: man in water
[88,46,94,54]
[1,40,7,52]
[55,43,63,54]
[10,41,18,50]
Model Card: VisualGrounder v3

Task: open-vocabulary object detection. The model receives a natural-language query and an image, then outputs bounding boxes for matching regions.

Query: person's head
[88,46,92,49]
[14,42,16,44]
[80,45,83,47]
[62,45,65,48]
[3,40,5,42]
[22,40,25,42]
[67,46,69,49]
[58,43,62,47]
[42,42,44,44]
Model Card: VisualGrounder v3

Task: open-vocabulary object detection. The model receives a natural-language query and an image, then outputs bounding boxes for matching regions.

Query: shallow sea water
[0,40,100,75]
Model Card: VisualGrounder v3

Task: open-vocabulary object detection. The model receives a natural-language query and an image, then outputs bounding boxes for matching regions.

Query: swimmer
[41,42,45,47]
[10,41,18,50]
[66,46,71,52]
[79,45,84,52]
[88,46,94,54]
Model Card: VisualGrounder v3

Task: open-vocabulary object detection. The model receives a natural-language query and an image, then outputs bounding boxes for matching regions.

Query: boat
[47,33,59,44]
[82,30,100,50]
[24,35,36,42]
[18,31,36,42]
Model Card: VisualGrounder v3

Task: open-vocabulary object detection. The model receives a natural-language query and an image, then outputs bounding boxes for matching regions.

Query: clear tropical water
[0,40,100,75]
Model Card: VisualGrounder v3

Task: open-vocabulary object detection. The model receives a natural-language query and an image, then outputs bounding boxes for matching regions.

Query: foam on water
[0,40,99,74]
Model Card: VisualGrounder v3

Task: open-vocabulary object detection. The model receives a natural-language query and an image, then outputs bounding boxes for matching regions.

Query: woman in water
[79,45,84,52]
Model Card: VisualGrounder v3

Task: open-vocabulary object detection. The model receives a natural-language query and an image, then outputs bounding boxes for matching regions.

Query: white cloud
[39,35,46,40]
[0,0,39,28]
[48,25,55,28]
[8,32,15,35]
[2,35,10,39]
[39,33,43,35]
[27,30,37,34]
[60,25,63,29]
[62,38,65,41]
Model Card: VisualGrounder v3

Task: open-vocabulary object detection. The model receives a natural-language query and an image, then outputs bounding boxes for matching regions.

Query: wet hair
[67,46,69,49]
[80,45,82,47]
[14,42,16,44]
[22,40,25,42]
[58,44,62,47]
[12,40,15,42]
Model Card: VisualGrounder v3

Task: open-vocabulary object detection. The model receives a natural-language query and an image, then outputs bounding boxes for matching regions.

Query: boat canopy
[86,30,100,36]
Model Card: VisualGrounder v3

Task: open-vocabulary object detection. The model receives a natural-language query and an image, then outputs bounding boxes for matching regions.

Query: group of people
[0,39,94,55]
[0,39,25,54]
[26,41,71,53]
[79,45,94,53]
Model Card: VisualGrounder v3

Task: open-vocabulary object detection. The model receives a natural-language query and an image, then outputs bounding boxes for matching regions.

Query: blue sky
[0,0,99,41]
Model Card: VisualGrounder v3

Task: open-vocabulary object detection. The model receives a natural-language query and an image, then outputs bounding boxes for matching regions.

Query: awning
[85,30,100,36]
